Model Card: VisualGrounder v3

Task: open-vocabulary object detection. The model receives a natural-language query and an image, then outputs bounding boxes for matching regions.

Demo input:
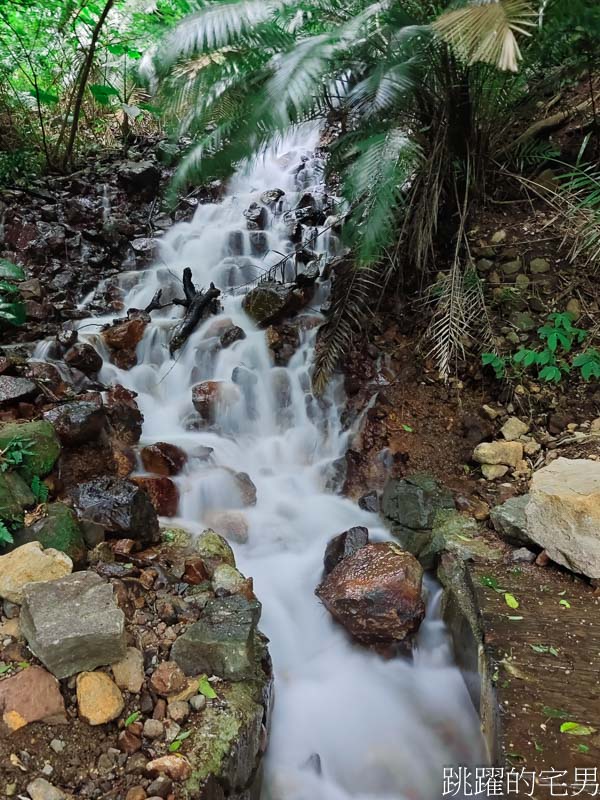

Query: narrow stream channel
[40,132,484,800]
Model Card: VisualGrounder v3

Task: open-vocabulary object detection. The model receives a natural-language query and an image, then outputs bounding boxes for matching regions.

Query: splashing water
[40,129,484,799]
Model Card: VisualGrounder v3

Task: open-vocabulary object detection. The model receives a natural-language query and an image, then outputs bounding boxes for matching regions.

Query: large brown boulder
[102,317,147,369]
[316,542,425,647]
[141,442,187,476]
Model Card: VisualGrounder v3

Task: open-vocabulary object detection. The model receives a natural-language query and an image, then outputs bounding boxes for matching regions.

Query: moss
[0,471,34,523]
[184,681,264,795]
[196,529,236,569]
[13,502,86,565]
[0,420,60,481]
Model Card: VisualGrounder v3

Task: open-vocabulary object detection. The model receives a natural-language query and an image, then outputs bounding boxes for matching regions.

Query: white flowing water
[41,132,484,799]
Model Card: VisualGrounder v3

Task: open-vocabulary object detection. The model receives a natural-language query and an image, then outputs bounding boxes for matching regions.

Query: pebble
[111,647,145,693]
[143,718,164,740]
[512,548,536,564]
[76,671,124,725]
[146,755,192,781]
[50,739,65,754]
[125,789,147,800]
[500,416,529,441]
[168,700,189,723]
[147,776,173,798]
[149,661,186,697]
[27,778,66,800]
[190,694,206,712]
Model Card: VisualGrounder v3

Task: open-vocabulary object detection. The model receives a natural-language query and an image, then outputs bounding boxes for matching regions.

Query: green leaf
[560,722,596,736]
[507,616,523,621]
[169,740,182,752]
[125,711,141,727]
[401,424,413,432]
[539,365,562,383]
[504,593,519,609]
[559,599,571,608]
[480,575,505,593]
[198,675,217,699]
[30,475,49,504]
[0,664,11,674]
[543,706,568,719]
[89,83,120,105]
[30,88,59,106]
[0,260,25,280]
[578,744,590,753]
[0,521,13,546]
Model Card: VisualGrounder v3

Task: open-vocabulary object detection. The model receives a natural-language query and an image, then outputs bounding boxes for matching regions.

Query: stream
[39,132,484,800]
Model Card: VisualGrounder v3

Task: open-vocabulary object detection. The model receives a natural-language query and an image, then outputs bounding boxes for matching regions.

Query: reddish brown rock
[106,385,144,445]
[133,476,179,517]
[119,726,143,754]
[233,471,257,506]
[103,317,147,352]
[146,755,192,781]
[112,444,137,477]
[150,662,187,697]
[265,323,300,366]
[192,381,240,422]
[315,542,425,647]
[183,557,211,585]
[64,343,103,376]
[0,666,67,735]
[141,443,187,477]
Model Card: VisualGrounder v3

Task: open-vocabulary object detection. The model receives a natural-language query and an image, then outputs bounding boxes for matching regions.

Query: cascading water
[39,130,484,799]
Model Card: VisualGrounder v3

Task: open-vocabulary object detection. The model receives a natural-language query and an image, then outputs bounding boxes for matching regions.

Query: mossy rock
[0,420,60,481]
[196,529,236,569]
[161,526,194,548]
[0,471,35,524]
[12,502,86,565]
[420,509,503,569]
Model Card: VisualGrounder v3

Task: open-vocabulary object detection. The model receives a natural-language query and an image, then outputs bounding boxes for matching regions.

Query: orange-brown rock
[146,754,192,781]
[315,542,425,646]
[141,442,187,476]
[192,381,240,422]
[76,671,124,725]
[150,661,187,697]
[103,317,147,351]
[0,666,66,735]
[133,476,179,517]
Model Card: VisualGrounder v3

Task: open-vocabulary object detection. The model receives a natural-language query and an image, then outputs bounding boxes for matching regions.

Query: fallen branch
[503,97,594,153]
[170,268,221,353]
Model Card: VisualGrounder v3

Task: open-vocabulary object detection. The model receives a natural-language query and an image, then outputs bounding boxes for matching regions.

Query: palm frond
[433,0,536,72]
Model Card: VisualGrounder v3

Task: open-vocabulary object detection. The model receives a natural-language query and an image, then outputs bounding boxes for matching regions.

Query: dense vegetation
[0,0,598,387]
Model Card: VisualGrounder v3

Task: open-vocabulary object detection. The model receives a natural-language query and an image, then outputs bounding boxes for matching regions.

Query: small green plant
[482,312,600,384]
[168,729,192,752]
[0,521,13,546]
[124,710,141,727]
[30,475,49,504]
[0,260,26,327]
[0,438,34,472]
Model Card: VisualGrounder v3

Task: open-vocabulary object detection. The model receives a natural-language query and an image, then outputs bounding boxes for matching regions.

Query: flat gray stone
[381,473,454,530]
[171,596,261,681]
[20,571,126,679]
[0,376,37,406]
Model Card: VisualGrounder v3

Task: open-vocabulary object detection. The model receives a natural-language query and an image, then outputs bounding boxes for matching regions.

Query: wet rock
[243,202,267,230]
[0,666,66,735]
[141,442,187,476]
[323,526,369,575]
[220,324,246,349]
[500,416,529,441]
[315,542,425,646]
[132,476,179,517]
[43,401,105,446]
[358,491,379,513]
[12,502,86,565]
[146,755,192,782]
[242,282,307,327]
[381,473,454,530]
[473,441,523,468]
[265,323,300,366]
[183,556,211,584]
[195,529,236,571]
[490,494,533,548]
[71,476,160,544]
[0,376,37,406]
[76,671,124,725]
[150,661,187,697]
[111,647,145,693]
[526,458,600,578]
[64,343,103,376]
[105,384,144,445]
[103,317,147,355]
[171,595,261,679]
[234,471,257,506]
[0,542,72,604]
[192,380,240,422]
[204,510,249,543]
[260,188,284,205]
[212,564,251,596]
[0,420,60,481]
[20,571,126,678]
[118,161,160,195]
[0,471,35,524]
[25,362,71,399]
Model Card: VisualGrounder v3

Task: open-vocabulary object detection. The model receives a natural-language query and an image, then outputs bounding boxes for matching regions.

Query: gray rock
[171,596,261,680]
[20,571,126,678]
[490,494,533,547]
[323,526,369,574]
[381,473,454,530]
[0,376,37,406]
[43,401,105,446]
[511,547,536,564]
[118,160,160,194]
[242,282,304,327]
[27,778,66,800]
[71,476,159,544]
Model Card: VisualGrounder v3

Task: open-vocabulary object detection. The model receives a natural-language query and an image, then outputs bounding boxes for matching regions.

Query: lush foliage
[0,259,26,328]
[482,313,600,384]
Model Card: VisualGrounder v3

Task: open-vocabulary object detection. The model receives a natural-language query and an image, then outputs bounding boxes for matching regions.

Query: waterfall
[40,128,484,800]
